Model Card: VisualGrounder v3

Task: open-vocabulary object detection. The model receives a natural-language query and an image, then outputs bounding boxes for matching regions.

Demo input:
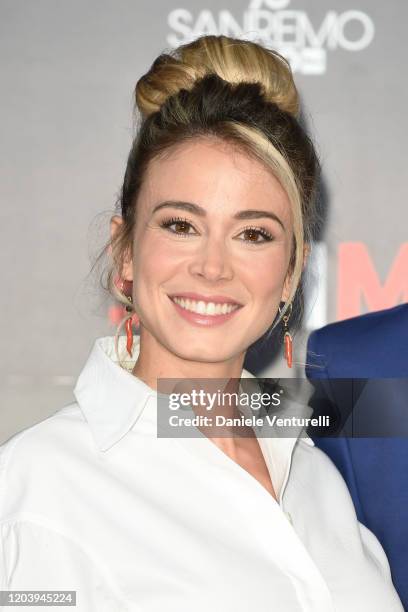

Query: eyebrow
[152,200,285,230]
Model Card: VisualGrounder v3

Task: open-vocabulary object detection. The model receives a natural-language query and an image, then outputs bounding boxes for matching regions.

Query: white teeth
[196,300,206,314]
[172,297,240,316]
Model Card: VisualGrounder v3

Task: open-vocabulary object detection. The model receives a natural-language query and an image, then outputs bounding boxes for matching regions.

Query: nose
[187,235,234,282]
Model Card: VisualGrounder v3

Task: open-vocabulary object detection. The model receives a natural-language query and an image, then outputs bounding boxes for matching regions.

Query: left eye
[238,227,274,243]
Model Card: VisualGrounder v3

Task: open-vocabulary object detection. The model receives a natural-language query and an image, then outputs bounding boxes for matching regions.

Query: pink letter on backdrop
[337,242,408,320]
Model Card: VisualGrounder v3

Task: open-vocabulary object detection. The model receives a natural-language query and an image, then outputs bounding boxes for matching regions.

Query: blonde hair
[136,35,299,117]
[103,35,320,366]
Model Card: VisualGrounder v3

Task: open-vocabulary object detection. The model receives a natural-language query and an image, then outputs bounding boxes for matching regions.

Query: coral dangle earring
[120,279,134,358]
[283,325,293,368]
[125,296,133,357]
[280,302,293,369]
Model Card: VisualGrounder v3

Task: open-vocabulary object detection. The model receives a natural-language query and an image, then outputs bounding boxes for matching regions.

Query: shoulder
[306,304,408,377]
[0,402,93,521]
[0,402,88,463]
[309,303,407,346]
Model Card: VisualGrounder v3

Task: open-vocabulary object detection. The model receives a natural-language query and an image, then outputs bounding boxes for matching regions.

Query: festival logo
[167,0,375,75]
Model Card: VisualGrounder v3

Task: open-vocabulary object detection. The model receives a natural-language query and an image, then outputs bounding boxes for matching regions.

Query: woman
[0,35,403,611]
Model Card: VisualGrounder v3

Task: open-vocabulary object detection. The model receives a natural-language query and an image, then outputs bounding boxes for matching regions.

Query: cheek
[242,246,290,302]
[132,234,179,300]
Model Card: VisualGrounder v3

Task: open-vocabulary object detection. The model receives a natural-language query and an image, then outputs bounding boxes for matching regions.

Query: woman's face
[115,137,295,364]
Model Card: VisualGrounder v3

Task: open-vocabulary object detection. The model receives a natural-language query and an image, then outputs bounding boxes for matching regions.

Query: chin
[165,332,245,364]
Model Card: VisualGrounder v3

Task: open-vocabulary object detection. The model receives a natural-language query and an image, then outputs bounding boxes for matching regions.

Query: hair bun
[135,35,300,119]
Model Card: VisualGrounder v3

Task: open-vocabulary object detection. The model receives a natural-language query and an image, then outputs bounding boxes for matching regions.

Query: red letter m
[337,242,408,320]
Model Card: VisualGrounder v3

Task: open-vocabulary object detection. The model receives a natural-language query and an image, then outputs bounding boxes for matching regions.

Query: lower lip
[168,297,242,327]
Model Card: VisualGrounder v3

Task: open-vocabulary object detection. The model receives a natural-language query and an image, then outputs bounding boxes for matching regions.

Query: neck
[131,326,246,392]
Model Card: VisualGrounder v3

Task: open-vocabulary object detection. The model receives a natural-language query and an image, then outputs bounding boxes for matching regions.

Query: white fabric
[0,335,403,611]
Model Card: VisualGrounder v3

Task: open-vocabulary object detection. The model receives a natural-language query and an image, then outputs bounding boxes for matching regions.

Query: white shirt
[0,335,402,612]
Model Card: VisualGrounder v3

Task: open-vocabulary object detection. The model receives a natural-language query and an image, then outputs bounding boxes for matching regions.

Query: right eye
[159,216,198,237]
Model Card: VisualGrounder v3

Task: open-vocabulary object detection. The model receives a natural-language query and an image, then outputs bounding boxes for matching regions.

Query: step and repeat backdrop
[1,0,407,441]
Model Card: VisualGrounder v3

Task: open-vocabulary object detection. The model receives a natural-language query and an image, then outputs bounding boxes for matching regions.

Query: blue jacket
[305,303,408,609]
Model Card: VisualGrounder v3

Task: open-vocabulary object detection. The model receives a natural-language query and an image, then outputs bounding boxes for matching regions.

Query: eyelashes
[159,215,275,244]
[160,216,194,237]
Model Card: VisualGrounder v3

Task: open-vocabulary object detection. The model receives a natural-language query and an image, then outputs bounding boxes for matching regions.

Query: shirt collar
[73,335,314,456]
[73,335,155,452]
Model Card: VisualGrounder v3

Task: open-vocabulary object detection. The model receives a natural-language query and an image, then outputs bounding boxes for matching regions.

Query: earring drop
[125,297,134,357]
[120,279,134,357]
[279,302,293,368]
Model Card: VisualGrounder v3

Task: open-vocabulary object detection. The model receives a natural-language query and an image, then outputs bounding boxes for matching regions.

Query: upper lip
[168,292,243,306]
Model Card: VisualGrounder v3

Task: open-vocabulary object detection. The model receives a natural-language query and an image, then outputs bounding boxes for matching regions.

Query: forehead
[138,137,292,221]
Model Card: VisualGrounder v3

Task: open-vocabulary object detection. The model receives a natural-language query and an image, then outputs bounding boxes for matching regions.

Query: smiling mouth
[169,296,242,317]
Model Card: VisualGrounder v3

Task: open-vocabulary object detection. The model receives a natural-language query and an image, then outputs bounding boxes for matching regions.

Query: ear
[281,243,310,303]
[109,215,133,281]
[281,271,292,304]
[302,242,311,271]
